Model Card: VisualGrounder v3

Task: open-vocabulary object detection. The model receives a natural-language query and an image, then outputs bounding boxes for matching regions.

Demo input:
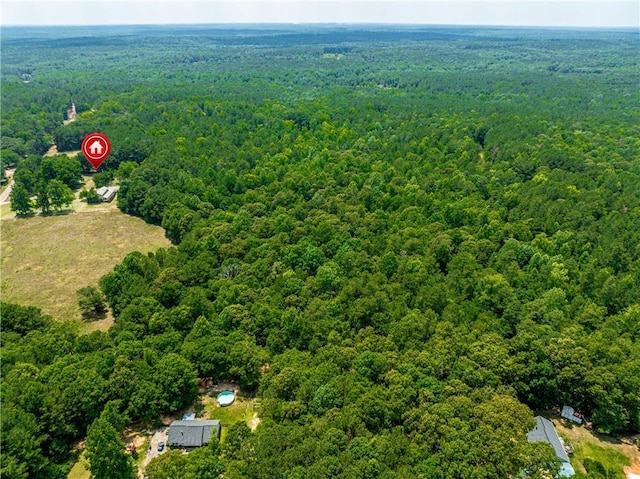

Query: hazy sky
[2,0,638,27]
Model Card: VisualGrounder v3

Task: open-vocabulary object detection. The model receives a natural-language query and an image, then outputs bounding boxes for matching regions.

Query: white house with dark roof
[527,416,575,477]
[167,419,220,449]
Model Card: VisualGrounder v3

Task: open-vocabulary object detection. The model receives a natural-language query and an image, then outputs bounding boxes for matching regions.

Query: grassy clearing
[81,317,117,333]
[0,176,115,222]
[67,442,146,479]
[1,202,14,219]
[554,419,638,478]
[67,455,90,479]
[1,207,169,326]
[573,442,630,478]
[203,396,253,427]
[201,395,257,442]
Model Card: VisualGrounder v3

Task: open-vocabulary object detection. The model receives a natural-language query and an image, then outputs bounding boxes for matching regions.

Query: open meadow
[1,208,170,325]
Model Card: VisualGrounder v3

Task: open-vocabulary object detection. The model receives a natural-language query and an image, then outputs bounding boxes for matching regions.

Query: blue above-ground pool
[217,391,235,406]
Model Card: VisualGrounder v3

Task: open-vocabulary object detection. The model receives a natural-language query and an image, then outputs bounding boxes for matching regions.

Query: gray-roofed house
[527,416,575,477]
[167,420,221,449]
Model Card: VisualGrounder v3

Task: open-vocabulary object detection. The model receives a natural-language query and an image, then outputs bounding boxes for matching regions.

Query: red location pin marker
[81,132,111,169]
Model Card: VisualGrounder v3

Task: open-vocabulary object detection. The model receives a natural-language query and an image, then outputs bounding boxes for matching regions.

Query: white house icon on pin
[89,140,104,155]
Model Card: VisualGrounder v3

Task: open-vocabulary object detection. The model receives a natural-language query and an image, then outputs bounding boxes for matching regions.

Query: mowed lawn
[204,396,254,427]
[1,209,170,324]
[201,395,260,442]
[554,419,639,478]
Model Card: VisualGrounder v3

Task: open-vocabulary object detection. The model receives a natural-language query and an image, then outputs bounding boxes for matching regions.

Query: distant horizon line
[3,22,638,29]
[4,0,637,29]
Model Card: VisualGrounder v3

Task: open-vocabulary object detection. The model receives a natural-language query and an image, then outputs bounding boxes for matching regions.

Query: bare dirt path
[44,144,81,158]
[0,179,14,205]
[44,144,58,157]
[249,413,261,431]
[0,168,16,204]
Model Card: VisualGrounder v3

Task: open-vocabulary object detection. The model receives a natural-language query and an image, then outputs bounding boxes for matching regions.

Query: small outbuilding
[167,420,220,449]
[527,416,575,477]
[561,405,583,425]
[96,186,119,202]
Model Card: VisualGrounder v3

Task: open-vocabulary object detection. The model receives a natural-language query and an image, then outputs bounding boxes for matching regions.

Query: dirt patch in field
[248,413,261,431]
[44,145,81,158]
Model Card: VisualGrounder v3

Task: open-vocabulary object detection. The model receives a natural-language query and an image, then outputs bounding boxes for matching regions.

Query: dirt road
[0,179,14,205]
[0,168,16,205]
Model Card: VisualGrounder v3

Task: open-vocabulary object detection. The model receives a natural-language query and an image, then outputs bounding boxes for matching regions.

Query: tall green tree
[34,181,51,215]
[154,353,198,412]
[9,183,34,216]
[77,286,108,319]
[85,416,136,479]
[46,179,74,211]
[0,406,59,479]
[145,451,188,479]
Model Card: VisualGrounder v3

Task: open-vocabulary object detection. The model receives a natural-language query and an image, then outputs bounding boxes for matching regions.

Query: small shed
[167,420,220,449]
[96,186,119,202]
[561,405,583,425]
[527,416,575,477]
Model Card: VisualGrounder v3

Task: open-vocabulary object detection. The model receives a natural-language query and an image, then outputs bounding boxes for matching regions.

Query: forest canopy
[1,25,639,479]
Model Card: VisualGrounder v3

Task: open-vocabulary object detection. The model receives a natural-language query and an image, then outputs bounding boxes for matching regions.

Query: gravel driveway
[142,427,169,469]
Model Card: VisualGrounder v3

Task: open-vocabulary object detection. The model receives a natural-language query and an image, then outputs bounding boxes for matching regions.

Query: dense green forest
[1,25,639,478]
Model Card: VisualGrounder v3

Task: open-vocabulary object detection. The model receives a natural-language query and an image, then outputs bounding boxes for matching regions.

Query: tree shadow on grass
[81,310,108,322]
[592,431,625,446]
[45,208,75,217]
[15,212,36,219]
[559,417,626,446]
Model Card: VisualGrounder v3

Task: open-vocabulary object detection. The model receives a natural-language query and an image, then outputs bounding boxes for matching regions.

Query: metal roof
[561,406,583,425]
[167,420,220,447]
[96,186,119,202]
[526,416,570,463]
